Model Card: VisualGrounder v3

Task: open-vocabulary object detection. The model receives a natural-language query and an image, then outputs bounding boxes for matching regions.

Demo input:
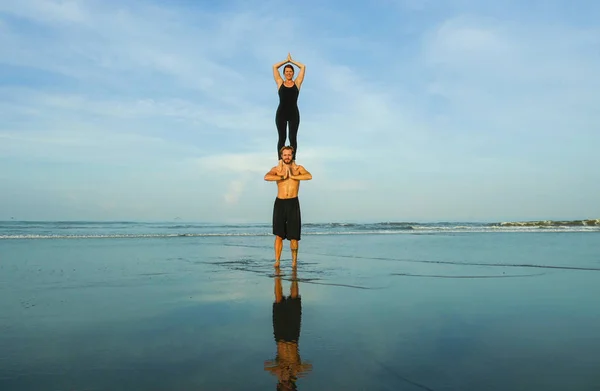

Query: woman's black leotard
[275,82,300,160]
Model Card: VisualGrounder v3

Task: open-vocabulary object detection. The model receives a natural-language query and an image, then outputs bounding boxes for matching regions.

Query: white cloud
[192,153,274,174]
[425,18,512,63]
[0,127,201,165]
[419,15,600,155]
[0,0,88,24]
[224,180,246,205]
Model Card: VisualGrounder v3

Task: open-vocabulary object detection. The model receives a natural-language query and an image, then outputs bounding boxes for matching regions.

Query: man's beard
[283,157,292,164]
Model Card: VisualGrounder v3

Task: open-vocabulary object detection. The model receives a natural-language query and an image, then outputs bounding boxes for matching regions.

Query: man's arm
[290,165,312,181]
[264,166,287,181]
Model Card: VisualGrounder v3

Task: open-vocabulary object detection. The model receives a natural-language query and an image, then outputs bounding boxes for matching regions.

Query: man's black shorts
[272,197,301,240]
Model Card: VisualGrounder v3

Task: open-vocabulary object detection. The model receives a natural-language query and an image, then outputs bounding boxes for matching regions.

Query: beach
[1,222,599,390]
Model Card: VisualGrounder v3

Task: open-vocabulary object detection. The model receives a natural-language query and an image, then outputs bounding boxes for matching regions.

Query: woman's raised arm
[288,54,306,89]
[272,58,288,86]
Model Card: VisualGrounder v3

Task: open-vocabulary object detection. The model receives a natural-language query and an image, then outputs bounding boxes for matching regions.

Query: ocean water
[1,219,599,240]
[1,220,599,390]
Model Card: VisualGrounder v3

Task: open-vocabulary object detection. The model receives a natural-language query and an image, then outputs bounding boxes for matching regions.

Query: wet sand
[1,233,599,390]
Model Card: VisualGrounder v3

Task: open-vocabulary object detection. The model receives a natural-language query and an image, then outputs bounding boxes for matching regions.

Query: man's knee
[275,236,284,243]
[290,239,298,249]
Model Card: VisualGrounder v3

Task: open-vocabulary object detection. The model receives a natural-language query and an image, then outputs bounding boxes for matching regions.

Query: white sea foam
[1,225,598,240]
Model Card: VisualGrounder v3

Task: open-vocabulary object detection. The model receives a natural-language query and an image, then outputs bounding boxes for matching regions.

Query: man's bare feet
[274,261,280,268]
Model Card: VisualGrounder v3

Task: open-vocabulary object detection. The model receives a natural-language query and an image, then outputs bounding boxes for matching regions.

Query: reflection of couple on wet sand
[264,269,312,390]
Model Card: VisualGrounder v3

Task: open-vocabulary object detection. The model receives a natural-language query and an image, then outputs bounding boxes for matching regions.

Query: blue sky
[1,0,599,223]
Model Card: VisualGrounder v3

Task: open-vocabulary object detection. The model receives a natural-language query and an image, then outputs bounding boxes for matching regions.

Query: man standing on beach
[264,146,312,268]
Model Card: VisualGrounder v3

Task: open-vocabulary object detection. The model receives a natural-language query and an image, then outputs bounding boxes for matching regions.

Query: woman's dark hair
[284,64,294,73]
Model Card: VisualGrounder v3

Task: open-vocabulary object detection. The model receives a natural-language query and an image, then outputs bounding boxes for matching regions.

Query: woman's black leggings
[276,110,300,160]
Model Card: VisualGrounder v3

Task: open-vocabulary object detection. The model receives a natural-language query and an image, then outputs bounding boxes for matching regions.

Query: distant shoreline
[1,218,599,226]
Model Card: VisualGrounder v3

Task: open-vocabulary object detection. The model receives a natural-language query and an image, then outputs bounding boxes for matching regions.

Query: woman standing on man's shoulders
[273,53,306,162]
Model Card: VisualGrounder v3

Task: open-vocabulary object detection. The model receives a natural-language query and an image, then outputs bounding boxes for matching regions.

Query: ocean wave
[492,219,600,227]
[2,226,599,240]
[1,219,599,240]
[0,233,271,240]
